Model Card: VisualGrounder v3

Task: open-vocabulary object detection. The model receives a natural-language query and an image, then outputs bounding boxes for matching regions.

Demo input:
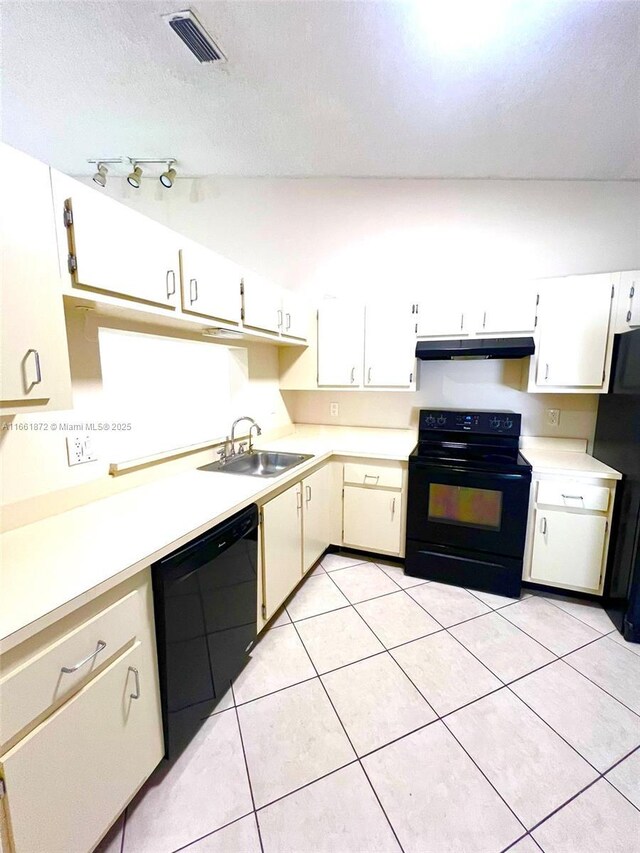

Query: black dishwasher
[152,504,258,759]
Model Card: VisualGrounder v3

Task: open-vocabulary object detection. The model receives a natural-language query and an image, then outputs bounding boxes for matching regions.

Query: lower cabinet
[523,476,616,594]
[261,482,304,621]
[343,486,402,555]
[302,464,336,573]
[0,570,163,853]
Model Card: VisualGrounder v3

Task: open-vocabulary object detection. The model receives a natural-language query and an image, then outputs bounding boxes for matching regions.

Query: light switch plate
[66,434,98,466]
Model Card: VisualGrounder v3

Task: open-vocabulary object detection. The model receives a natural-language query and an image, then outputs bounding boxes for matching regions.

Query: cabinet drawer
[343,462,403,489]
[536,481,610,512]
[0,642,163,853]
[0,590,140,747]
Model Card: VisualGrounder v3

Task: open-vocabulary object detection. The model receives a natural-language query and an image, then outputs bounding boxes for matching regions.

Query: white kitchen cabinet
[343,486,403,555]
[281,290,309,340]
[523,475,616,594]
[52,172,181,308]
[529,509,607,592]
[527,274,615,392]
[241,272,283,334]
[180,239,242,325]
[1,642,162,853]
[302,464,335,573]
[317,300,365,387]
[364,302,416,388]
[0,144,72,414]
[261,483,304,620]
[617,270,640,330]
[479,283,537,336]
[415,291,469,338]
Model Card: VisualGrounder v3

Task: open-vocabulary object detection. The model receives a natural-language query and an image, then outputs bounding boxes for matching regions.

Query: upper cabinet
[415,290,469,338]
[52,172,181,308]
[242,273,308,340]
[281,290,309,340]
[0,144,72,414]
[478,282,537,336]
[527,273,616,393]
[316,299,415,389]
[613,270,640,332]
[180,239,242,325]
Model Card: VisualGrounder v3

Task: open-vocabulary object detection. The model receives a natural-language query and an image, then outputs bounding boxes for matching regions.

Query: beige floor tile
[238,679,355,808]
[407,582,491,627]
[450,612,556,683]
[565,636,640,714]
[286,574,349,622]
[363,722,524,853]
[391,632,501,716]
[608,629,640,657]
[355,590,441,648]
[123,710,253,853]
[511,660,640,771]
[185,815,261,852]
[446,689,597,828]
[321,553,369,572]
[329,562,400,604]
[295,607,384,673]
[543,596,617,634]
[322,654,436,755]
[258,763,400,853]
[507,837,540,853]
[376,561,429,589]
[233,623,316,705]
[269,609,291,628]
[466,588,525,609]
[532,779,640,853]
[500,596,600,656]
[307,561,327,576]
[606,748,640,808]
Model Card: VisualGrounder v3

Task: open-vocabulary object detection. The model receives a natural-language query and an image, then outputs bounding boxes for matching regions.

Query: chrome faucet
[230,416,262,456]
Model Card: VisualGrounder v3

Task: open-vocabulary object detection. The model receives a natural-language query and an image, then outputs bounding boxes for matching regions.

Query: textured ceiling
[1,0,639,178]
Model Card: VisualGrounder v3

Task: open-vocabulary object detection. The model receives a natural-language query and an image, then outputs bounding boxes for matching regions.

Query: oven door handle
[411,464,530,481]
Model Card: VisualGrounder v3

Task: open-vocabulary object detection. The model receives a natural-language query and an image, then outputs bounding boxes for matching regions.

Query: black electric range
[405,409,532,598]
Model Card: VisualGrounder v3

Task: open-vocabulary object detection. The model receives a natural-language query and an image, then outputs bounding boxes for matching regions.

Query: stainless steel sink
[199,450,313,477]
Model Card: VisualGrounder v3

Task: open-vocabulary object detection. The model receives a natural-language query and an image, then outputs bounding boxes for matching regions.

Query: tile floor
[98,553,640,853]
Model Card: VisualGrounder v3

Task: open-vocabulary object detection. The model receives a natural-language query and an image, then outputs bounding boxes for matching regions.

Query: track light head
[159,162,177,188]
[92,163,108,188]
[127,164,142,189]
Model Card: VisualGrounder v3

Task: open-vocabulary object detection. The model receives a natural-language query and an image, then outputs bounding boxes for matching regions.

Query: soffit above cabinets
[1,0,639,179]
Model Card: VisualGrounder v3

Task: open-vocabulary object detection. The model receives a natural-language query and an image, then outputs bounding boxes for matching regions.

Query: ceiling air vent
[163,9,227,63]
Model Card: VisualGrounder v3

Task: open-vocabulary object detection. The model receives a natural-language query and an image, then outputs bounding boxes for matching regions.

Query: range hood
[415,337,535,361]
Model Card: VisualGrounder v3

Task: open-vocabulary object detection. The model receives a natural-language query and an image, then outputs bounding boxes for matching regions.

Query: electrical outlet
[66,434,97,466]
[546,408,560,427]
[330,402,339,417]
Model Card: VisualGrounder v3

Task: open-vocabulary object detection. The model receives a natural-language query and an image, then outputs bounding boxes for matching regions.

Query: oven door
[407,461,531,557]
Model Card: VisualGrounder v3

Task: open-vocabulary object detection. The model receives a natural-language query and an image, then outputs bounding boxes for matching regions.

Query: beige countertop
[0,425,415,653]
[519,437,622,481]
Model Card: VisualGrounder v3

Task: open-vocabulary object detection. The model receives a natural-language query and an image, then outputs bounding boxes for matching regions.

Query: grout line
[560,649,640,719]
[230,681,265,853]
[499,831,531,852]
[171,810,256,853]
[288,614,406,853]
[253,757,360,814]
[526,775,604,835]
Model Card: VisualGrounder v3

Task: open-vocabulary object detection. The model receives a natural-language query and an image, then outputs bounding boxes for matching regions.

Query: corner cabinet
[0,144,72,415]
[526,274,616,393]
[523,475,616,594]
[0,571,163,853]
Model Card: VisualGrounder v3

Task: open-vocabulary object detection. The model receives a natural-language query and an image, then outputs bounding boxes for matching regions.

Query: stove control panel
[419,410,521,436]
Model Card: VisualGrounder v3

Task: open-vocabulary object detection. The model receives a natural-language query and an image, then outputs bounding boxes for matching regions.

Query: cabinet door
[0,642,163,853]
[0,145,72,412]
[481,284,537,335]
[621,271,640,329]
[262,484,303,619]
[303,465,335,572]
[415,291,468,338]
[281,290,309,340]
[534,275,613,388]
[364,302,415,388]
[242,272,282,334]
[180,240,242,324]
[317,300,365,387]
[530,509,606,591]
[52,172,181,307]
[343,487,402,555]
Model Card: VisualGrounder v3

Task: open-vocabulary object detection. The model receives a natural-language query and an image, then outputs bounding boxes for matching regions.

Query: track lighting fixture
[159,161,177,188]
[127,164,143,189]
[92,163,108,187]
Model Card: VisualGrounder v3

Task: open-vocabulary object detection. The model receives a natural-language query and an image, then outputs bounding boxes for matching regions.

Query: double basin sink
[199,450,313,478]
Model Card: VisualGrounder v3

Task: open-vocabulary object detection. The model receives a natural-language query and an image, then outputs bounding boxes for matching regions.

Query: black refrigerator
[593,329,640,643]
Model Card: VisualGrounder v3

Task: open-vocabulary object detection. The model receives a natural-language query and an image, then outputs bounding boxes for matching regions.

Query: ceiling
[1,1,639,179]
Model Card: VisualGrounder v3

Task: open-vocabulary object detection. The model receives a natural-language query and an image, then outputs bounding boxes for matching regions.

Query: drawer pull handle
[364,474,380,484]
[562,494,584,501]
[61,640,106,674]
[305,484,312,503]
[129,666,141,700]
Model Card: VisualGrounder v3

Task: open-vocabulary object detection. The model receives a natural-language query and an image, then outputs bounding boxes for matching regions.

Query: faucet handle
[237,442,247,454]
